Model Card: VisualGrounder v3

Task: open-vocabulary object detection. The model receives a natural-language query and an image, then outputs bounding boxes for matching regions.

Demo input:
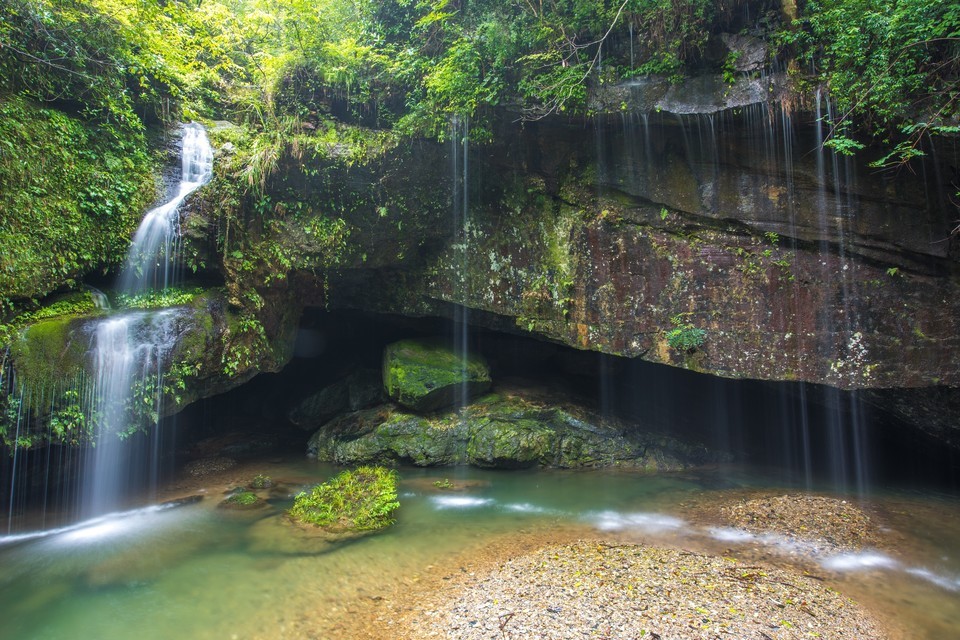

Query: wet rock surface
[307,390,718,470]
[382,338,492,412]
[288,379,350,430]
[184,456,237,477]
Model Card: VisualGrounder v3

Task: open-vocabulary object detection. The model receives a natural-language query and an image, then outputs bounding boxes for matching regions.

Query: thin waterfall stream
[82,124,212,518]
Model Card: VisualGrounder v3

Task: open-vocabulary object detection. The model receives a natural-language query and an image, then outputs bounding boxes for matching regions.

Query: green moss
[219,491,264,510]
[0,96,156,311]
[0,291,99,347]
[289,466,400,531]
[382,338,491,412]
[10,316,89,394]
[250,474,273,489]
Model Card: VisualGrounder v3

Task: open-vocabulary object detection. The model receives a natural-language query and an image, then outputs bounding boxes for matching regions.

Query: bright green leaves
[0,97,154,308]
[289,465,400,531]
[806,0,960,147]
[425,38,501,117]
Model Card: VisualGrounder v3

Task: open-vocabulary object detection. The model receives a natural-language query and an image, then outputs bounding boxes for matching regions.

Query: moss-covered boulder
[288,465,399,532]
[218,491,267,510]
[308,392,717,471]
[382,338,491,412]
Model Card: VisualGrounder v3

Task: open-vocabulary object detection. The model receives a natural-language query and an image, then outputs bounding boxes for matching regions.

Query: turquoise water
[1,461,958,639]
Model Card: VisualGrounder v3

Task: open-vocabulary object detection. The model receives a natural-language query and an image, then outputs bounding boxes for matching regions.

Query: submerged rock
[307,392,715,470]
[184,456,237,477]
[382,338,492,412]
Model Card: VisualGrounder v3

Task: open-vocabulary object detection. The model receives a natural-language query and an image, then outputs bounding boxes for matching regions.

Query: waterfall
[451,115,471,411]
[119,124,214,294]
[81,124,213,518]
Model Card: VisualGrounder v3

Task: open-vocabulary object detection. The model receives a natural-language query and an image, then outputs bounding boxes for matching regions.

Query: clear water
[1,461,958,639]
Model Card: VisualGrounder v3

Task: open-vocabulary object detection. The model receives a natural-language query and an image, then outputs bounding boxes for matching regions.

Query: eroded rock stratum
[187,110,959,392]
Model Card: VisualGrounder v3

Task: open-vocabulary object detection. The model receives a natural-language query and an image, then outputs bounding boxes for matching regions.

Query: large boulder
[287,380,349,430]
[307,392,717,471]
[382,338,491,412]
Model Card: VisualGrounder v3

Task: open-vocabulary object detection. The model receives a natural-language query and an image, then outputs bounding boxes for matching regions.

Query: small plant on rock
[250,474,273,489]
[289,465,400,531]
[219,491,263,510]
[433,478,454,490]
[666,314,706,352]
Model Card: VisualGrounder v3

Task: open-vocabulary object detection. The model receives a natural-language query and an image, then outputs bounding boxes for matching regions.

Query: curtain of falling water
[451,115,471,412]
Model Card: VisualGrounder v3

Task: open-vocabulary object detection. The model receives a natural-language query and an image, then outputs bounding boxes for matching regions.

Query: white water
[119,123,213,294]
[82,124,213,518]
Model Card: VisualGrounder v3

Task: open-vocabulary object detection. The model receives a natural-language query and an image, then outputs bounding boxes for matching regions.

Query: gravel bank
[400,540,887,640]
[717,494,881,552]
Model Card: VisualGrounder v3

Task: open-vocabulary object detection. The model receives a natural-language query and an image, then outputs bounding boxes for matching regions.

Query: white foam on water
[905,567,960,592]
[431,496,495,509]
[820,551,899,572]
[502,502,559,515]
[589,511,686,533]
[0,503,177,546]
[708,526,757,542]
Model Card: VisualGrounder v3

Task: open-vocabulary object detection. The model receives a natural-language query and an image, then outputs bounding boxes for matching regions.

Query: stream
[1,458,958,639]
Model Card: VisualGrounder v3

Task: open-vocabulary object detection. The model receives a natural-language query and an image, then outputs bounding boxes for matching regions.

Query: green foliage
[250,474,273,489]
[666,314,706,351]
[220,491,262,508]
[221,312,270,377]
[802,0,960,153]
[289,465,400,531]
[116,287,204,310]
[0,97,155,311]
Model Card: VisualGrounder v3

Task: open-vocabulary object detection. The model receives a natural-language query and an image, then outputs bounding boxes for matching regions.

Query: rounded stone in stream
[382,338,491,412]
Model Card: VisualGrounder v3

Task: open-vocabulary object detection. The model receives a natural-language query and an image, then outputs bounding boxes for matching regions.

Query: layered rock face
[316,112,959,390]
[7,86,959,447]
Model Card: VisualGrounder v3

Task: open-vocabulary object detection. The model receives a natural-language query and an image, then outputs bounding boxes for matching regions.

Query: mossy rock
[9,316,90,397]
[288,465,399,532]
[382,338,491,412]
[307,392,720,470]
[218,491,267,510]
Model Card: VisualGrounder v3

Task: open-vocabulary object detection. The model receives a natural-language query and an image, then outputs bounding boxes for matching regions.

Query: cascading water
[119,124,214,295]
[82,124,213,518]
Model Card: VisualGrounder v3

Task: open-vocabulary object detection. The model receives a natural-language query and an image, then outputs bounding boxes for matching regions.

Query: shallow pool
[1,460,958,639]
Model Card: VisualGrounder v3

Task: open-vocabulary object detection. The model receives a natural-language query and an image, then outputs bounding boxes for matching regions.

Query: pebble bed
[717,494,880,552]
[182,456,237,477]
[401,540,887,640]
